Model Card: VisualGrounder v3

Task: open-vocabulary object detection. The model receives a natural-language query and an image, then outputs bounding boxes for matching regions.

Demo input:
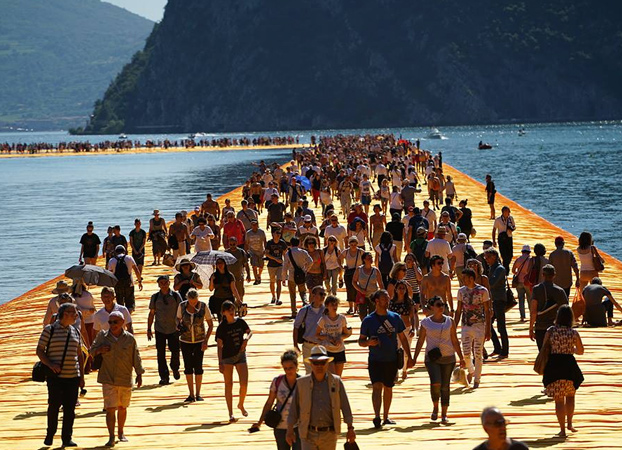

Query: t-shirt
[80,233,101,258]
[324,225,347,246]
[360,311,406,362]
[37,322,81,378]
[385,221,404,243]
[408,216,429,242]
[583,284,612,327]
[191,226,214,252]
[149,290,182,334]
[267,202,286,223]
[473,439,529,450]
[93,303,132,332]
[317,314,348,352]
[426,238,452,272]
[246,229,267,253]
[129,229,147,253]
[531,282,568,330]
[107,255,138,285]
[216,318,250,359]
[237,209,258,230]
[457,284,490,326]
[265,239,288,267]
[111,234,128,250]
[226,247,248,280]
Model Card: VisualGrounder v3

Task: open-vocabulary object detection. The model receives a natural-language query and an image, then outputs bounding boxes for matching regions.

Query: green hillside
[0,0,153,130]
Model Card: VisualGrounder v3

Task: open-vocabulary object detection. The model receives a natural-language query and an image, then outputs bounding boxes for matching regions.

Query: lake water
[1,121,621,303]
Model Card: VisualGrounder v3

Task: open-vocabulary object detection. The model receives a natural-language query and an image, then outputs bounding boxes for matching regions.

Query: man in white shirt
[107,245,142,312]
[425,227,454,274]
[422,200,437,240]
[324,214,347,249]
[93,287,133,334]
[492,206,516,272]
[190,217,214,252]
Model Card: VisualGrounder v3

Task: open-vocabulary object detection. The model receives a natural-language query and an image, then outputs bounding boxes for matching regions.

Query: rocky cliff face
[80,0,622,134]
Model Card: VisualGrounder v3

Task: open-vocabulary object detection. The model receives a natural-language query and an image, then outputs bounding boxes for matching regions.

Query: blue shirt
[360,311,405,362]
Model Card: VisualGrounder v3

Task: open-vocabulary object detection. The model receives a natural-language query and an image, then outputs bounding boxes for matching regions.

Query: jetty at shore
[1,157,620,450]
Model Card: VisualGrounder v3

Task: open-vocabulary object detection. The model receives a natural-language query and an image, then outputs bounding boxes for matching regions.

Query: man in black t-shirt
[265,229,289,305]
[266,194,286,226]
[79,221,101,265]
[385,213,405,260]
[473,407,529,450]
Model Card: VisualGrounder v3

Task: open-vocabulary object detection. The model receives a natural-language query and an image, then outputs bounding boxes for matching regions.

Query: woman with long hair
[389,280,417,380]
[217,301,252,422]
[413,296,465,423]
[304,237,326,292]
[209,258,242,322]
[323,236,342,296]
[353,252,384,320]
[542,305,584,437]
[315,295,351,376]
[340,237,365,315]
[251,350,301,449]
[577,231,605,295]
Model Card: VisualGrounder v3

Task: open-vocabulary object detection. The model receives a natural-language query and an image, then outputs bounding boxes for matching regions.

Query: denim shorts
[221,351,247,365]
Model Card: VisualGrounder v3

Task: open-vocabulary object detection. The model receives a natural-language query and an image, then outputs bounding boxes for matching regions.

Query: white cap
[304,215,312,222]
[457,233,467,241]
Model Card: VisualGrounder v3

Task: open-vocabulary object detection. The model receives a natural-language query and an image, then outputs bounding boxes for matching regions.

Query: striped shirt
[37,321,81,378]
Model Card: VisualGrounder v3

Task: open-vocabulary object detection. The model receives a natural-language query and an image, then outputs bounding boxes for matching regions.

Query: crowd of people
[1,135,299,155]
[36,134,620,449]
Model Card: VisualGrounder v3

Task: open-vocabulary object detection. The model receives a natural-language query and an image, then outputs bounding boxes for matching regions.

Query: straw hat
[152,209,160,215]
[175,257,196,272]
[452,366,469,386]
[304,345,334,364]
[52,280,69,294]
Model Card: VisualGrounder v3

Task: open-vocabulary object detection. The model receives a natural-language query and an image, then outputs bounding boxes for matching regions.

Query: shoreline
[1,155,621,449]
[0,143,307,159]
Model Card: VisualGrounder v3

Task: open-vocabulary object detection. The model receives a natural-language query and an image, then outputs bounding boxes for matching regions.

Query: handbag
[533,336,551,375]
[264,375,297,428]
[427,347,442,362]
[355,267,374,305]
[296,307,310,344]
[591,246,605,272]
[162,253,175,267]
[375,315,405,369]
[505,278,518,312]
[511,258,528,289]
[288,249,307,285]
[32,325,71,382]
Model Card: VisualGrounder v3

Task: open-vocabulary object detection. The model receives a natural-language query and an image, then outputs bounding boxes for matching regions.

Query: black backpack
[114,255,131,282]
[378,244,393,275]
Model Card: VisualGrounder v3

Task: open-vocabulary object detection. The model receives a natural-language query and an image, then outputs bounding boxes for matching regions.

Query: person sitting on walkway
[582,277,622,327]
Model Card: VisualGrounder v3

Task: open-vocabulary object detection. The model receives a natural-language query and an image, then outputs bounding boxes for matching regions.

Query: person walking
[36,303,85,448]
[492,206,516,273]
[548,236,580,298]
[315,295,351,377]
[251,350,301,450]
[293,285,327,374]
[484,248,509,359]
[176,289,214,402]
[359,290,414,428]
[93,287,133,334]
[90,311,144,447]
[208,257,243,322]
[107,245,142,313]
[169,212,190,259]
[454,268,491,388]
[511,245,532,322]
[529,265,569,350]
[388,280,418,380]
[148,210,167,265]
[265,228,289,305]
[173,257,203,301]
[542,305,584,437]
[245,219,267,285]
[353,252,384,320]
[413,296,466,423]
[79,221,100,265]
[323,236,342,296]
[340,237,364,315]
[473,407,529,450]
[216,301,252,422]
[147,275,182,385]
[374,231,397,288]
[128,218,146,277]
[286,346,356,450]
[283,237,313,318]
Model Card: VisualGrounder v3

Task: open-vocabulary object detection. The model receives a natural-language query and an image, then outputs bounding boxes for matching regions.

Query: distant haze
[104,0,165,21]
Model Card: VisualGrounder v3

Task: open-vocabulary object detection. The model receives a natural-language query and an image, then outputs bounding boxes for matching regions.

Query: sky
[103,0,166,22]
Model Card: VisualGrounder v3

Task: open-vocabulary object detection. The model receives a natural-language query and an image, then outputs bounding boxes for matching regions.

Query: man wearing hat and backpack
[107,245,142,313]
[43,280,70,326]
[286,345,356,450]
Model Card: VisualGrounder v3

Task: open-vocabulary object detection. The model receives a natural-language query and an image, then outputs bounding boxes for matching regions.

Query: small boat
[428,128,445,139]
[118,134,128,140]
[478,141,493,150]
[189,132,208,139]
[518,128,527,136]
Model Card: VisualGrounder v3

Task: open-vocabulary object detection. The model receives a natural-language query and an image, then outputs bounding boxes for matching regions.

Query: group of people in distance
[36,133,621,450]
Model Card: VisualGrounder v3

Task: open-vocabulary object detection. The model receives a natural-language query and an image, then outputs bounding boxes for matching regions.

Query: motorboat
[118,134,128,140]
[189,132,209,139]
[427,128,445,139]
[518,128,527,136]
[478,141,493,150]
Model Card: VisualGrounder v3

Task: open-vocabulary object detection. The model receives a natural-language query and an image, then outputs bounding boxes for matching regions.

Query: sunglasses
[311,360,328,366]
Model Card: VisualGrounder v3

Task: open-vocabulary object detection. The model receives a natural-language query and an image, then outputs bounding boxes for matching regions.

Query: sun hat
[175,257,196,272]
[457,233,467,242]
[108,311,124,321]
[348,236,359,243]
[452,366,469,386]
[521,245,531,253]
[304,215,312,222]
[52,280,69,294]
[152,209,160,215]
[304,345,334,364]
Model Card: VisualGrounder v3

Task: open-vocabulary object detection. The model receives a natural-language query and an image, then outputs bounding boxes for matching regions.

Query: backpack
[411,239,429,268]
[114,255,131,282]
[288,249,307,285]
[378,244,393,275]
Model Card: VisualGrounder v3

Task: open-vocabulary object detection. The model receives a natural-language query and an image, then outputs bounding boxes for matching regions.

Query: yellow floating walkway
[0,161,620,449]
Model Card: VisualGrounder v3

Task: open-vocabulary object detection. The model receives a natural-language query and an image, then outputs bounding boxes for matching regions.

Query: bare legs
[372,382,393,422]
[554,395,576,437]
[105,407,127,447]
[223,364,248,422]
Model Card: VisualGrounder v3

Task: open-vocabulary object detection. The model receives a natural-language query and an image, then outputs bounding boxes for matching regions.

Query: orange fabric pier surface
[0,161,620,449]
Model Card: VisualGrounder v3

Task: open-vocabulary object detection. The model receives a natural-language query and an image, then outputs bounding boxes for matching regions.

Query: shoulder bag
[288,249,307,285]
[375,315,405,370]
[264,375,298,428]
[32,325,71,382]
[355,267,373,305]
[505,277,518,312]
[591,246,605,272]
[533,334,551,375]
[296,306,310,344]
[511,258,528,289]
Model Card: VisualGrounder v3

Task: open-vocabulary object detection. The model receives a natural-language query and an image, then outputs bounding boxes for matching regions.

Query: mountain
[78,0,622,134]
[0,0,153,130]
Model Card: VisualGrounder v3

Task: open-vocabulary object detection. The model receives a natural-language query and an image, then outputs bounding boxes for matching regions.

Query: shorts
[488,193,496,205]
[327,350,346,363]
[132,251,145,266]
[249,250,265,268]
[235,280,245,297]
[361,195,372,206]
[268,266,283,281]
[103,384,132,409]
[368,360,398,388]
[412,292,421,304]
[222,351,247,366]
